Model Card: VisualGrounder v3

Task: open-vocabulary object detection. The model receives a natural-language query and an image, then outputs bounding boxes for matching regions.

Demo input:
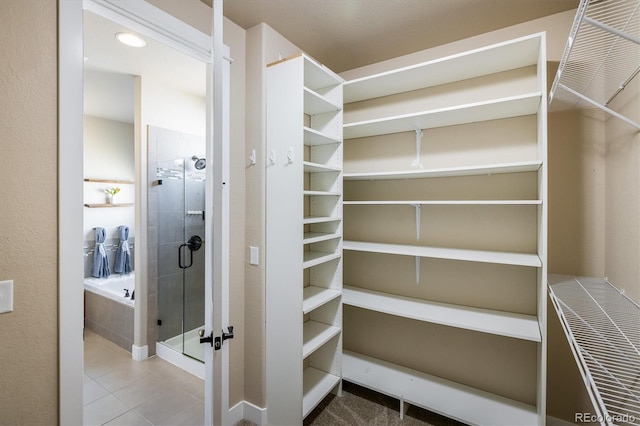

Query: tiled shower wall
[147,126,206,356]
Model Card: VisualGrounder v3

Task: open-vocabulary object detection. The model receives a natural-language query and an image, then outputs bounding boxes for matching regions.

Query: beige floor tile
[112,373,168,409]
[140,356,195,384]
[179,374,205,401]
[95,360,153,392]
[83,394,130,426]
[160,401,204,426]
[134,388,200,425]
[84,379,110,405]
[104,409,153,426]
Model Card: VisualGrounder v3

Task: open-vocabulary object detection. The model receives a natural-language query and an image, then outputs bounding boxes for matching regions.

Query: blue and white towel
[91,227,111,278]
[114,225,132,274]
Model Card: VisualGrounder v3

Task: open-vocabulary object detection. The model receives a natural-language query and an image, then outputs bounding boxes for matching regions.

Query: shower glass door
[155,128,206,363]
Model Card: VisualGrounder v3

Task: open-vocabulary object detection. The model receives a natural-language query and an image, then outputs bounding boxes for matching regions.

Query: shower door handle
[178,243,193,269]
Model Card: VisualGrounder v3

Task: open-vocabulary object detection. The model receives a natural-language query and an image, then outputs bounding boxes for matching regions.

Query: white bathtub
[84,274,135,307]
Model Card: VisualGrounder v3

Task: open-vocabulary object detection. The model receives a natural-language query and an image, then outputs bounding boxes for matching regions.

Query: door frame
[58,0,229,423]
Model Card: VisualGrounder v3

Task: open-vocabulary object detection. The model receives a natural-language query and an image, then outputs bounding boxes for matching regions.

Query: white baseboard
[155,343,205,379]
[228,400,267,425]
[131,344,148,361]
[547,415,577,426]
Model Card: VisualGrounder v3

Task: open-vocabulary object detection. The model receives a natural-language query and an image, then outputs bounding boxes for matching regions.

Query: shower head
[192,155,206,170]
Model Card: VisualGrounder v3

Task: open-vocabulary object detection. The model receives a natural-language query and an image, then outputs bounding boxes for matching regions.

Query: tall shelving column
[266,53,344,425]
[341,33,547,425]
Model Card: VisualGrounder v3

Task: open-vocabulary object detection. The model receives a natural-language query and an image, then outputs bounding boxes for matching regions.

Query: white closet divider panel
[266,53,344,424]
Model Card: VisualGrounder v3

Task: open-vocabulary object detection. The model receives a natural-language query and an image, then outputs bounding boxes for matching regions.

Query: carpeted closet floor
[302,381,466,425]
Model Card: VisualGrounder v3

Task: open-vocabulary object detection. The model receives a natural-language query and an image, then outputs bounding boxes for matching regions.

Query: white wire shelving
[548,274,640,425]
[549,0,640,130]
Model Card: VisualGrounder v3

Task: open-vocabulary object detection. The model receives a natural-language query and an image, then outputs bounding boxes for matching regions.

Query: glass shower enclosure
[153,127,206,363]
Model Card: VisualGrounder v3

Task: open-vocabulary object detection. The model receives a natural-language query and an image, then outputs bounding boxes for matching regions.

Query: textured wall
[0,0,59,423]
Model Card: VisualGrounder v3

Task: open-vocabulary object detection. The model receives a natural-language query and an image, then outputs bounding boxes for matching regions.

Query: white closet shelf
[304,232,342,245]
[344,286,540,341]
[303,251,342,269]
[304,127,342,146]
[303,286,341,314]
[303,321,341,358]
[304,87,342,116]
[303,54,344,90]
[304,161,341,173]
[343,92,541,139]
[303,216,342,225]
[344,200,542,206]
[303,367,341,418]
[343,351,539,426]
[344,240,541,268]
[303,190,341,196]
[344,33,543,103]
[343,160,542,180]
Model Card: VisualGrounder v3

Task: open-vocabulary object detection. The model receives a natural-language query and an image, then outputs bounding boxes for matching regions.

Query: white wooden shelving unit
[265,53,344,425]
[341,33,548,425]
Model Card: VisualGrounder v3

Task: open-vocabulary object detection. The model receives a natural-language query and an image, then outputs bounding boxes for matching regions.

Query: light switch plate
[249,246,259,266]
[0,280,14,314]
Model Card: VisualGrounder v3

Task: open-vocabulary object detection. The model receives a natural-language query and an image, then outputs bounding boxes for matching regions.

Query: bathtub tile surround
[85,289,134,352]
[84,329,204,426]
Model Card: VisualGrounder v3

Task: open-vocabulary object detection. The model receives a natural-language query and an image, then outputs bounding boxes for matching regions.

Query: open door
[58,0,231,423]
[204,1,232,424]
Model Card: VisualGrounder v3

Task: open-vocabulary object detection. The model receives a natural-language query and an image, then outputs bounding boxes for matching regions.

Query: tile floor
[84,329,205,426]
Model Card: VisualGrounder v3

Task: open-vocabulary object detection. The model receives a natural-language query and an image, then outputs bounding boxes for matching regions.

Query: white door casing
[58,0,230,423]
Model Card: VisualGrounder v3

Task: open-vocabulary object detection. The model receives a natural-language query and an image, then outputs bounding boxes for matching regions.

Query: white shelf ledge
[304,232,342,245]
[303,251,342,269]
[343,351,539,426]
[304,161,341,173]
[344,200,542,206]
[343,286,540,341]
[303,286,341,314]
[344,240,541,268]
[344,33,543,103]
[303,216,342,225]
[303,190,341,196]
[343,161,542,180]
[303,54,343,90]
[304,87,341,116]
[304,127,341,146]
[303,321,341,358]
[303,367,341,418]
[344,92,541,139]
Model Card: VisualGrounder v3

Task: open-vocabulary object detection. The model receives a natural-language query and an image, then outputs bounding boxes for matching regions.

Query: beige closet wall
[244,22,304,407]
[605,75,640,304]
[0,0,58,423]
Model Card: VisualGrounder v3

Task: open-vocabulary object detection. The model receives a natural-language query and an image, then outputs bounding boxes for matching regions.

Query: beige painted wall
[244,22,304,408]
[0,0,59,424]
[605,75,640,304]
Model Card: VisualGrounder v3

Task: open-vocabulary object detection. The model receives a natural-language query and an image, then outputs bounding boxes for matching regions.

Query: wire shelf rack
[549,0,640,130]
[549,275,640,425]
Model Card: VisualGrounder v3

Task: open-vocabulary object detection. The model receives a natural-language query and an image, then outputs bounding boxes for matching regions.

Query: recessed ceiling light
[115,32,146,48]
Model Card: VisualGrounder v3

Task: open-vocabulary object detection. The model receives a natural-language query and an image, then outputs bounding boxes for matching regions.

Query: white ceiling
[220,0,580,73]
[83,10,206,123]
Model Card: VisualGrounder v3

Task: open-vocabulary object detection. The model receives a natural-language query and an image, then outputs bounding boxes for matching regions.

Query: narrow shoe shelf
[303,232,342,244]
[304,161,341,173]
[304,87,342,115]
[343,351,539,426]
[304,127,342,146]
[303,251,342,269]
[303,321,341,358]
[303,286,341,314]
[303,216,342,225]
[303,367,341,418]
